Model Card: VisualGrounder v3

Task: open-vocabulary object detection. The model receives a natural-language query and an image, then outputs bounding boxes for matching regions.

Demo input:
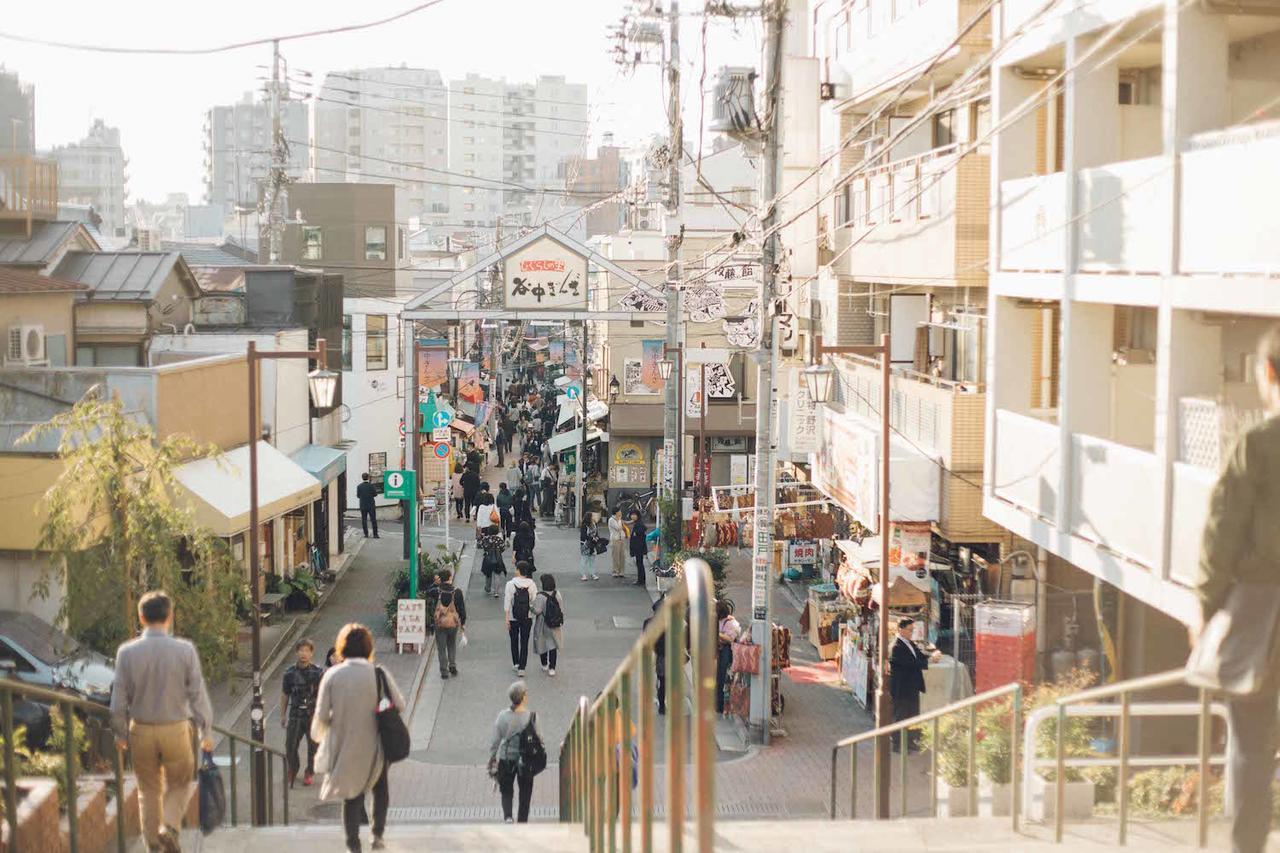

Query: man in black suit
[888,616,940,751]
[356,473,379,538]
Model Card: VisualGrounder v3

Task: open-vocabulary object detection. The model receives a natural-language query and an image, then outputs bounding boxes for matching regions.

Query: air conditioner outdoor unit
[22,325,45,363]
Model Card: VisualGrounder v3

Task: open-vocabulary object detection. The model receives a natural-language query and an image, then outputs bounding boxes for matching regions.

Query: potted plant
[975,697,1015,817]
[923,711,974,816]
[280,572,319,611]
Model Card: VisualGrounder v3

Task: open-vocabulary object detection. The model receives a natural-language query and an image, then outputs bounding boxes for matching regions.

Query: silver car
[0,611,115,704]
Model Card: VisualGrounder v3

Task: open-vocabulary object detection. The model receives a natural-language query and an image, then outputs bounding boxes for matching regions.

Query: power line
[0,1,448,55]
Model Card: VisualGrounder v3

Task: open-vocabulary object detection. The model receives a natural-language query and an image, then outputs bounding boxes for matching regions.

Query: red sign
[519,259,566,272]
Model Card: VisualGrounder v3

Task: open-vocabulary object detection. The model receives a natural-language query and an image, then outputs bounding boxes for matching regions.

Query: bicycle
[616,487,658,523]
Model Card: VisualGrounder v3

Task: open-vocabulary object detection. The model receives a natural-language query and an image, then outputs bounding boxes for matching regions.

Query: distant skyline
[1,0,762,203]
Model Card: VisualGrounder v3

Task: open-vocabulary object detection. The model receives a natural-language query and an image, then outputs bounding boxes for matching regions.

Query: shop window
[302,226,323,261]
[366,315,388,371]
[365,226,388,261]
[341,315,353,370]
[283,509,308,572]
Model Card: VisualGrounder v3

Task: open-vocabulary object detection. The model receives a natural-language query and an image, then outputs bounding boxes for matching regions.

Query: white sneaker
[591,574,600,581]
[580,575,589,581]
[548,668,556,677]
[540,662,548,672]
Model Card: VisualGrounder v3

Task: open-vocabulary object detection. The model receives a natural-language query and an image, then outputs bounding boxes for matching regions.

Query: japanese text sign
[503,237,588,310]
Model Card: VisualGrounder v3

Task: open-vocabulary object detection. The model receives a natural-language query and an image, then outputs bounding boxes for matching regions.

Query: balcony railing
[0,154,58,235]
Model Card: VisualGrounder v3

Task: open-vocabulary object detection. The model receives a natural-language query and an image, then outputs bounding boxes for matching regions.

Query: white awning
[547,427,604,456]
[174,441,321,537]
[557,400,577,427]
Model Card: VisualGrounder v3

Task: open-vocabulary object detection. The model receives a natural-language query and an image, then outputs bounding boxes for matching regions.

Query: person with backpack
[430,569,466,680]
[504,562,538,677]
[531,574,564,676]
[495,483,514,538]
[487,681,544,824]
[311,623,406,853]
[472,490,500,543]
[579,511,601,582]
[479,525,508,598]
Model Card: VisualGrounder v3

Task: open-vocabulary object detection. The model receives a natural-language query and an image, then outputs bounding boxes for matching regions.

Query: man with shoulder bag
[1188,326,1280,853]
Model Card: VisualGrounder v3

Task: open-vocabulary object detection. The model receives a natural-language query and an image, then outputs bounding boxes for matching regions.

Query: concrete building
[1,267,86,369]
[278,183,410,297]
[562,135,628,238]
[980,0,1280,674]
[314,67,451,230]
[0,67,34,154]
[50,119,129,240]
[203,91,309,221]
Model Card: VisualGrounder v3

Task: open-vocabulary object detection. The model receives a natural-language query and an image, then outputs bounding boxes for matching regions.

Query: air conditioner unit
[5,325,46,366]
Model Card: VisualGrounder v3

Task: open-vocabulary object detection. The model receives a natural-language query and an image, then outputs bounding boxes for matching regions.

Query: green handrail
[558,557,716,853]
[829,680,1024,831]
[0,674,293,852]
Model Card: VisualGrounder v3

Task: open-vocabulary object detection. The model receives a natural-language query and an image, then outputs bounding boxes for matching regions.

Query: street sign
[396,599,426,647]
[384,469,413,500]
[565,385,580,400]
[431,426,450,442]
[398,419,406,437]
[432,442,451,459]
[432,410,453,428]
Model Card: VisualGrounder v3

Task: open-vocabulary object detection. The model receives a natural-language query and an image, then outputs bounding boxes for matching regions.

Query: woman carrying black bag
[488,680,543,823]
[479,525,508,598]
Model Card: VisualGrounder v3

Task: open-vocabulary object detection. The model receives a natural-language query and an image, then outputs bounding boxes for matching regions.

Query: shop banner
[788,365,818,455]
[503,236,588,310]
[888,521,931,576]
[685,364,736,417]
[730,453,749,486]
[416,338,448,397]
[789,540,817,564]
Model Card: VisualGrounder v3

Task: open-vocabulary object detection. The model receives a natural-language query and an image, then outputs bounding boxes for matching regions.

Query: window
[366,315,388,370]
[365,226,387,261]
[932,109,956,147]
[368,452,387,484]
[341,315,352,370]
[302,226,323,261]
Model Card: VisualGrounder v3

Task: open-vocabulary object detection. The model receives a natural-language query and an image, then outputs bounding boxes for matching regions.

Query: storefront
[291,444,348,562]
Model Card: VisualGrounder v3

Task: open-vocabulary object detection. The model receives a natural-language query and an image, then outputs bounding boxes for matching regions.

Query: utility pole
[749,0,786,746]
[661,0,684,556]
[266,39,285,263]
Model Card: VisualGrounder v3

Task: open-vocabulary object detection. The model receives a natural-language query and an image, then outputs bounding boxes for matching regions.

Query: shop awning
[547,427,604,456]
[290,444,347,486]
[174,441,321,537]
[450,418,475,436]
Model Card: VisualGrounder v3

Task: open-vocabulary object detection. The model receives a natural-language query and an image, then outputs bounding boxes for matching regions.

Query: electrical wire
[316,83,592,125]
[322,70,600,111]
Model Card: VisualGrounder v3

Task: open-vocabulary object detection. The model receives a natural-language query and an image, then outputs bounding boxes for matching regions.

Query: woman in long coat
[530,574,564,676]
[312,623,406,853]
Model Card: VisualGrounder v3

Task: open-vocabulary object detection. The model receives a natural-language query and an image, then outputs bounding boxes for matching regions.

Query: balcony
[839,145,989,287]
[834,0,991,99]
[992,409,1059,522]
[0,155,58,235]
[1180,120,1280,275]
[1068,433,1160,567]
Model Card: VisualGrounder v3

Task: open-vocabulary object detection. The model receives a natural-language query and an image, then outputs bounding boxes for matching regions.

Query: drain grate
[387,806,559,822]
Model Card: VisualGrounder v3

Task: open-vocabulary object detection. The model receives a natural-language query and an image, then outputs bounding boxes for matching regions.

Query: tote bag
[1186,582,1280,696]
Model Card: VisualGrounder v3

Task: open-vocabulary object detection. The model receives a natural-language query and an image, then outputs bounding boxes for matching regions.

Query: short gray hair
[508,680,528,709]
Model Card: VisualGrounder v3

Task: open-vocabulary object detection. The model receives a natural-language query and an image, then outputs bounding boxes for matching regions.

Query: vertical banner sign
[416,338,448,398]
[663,438,676,498]
[752,519,772,621]
[503,236,589,310]
[788,365,819,455]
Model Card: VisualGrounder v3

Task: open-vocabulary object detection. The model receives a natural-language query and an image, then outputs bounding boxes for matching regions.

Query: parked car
[0,611,114,705]
[0,661,52,749]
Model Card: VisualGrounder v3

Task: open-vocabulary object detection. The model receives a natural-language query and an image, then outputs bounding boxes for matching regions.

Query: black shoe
[449,665,458,675]
[374,534,380,539]
[440,672,449,680]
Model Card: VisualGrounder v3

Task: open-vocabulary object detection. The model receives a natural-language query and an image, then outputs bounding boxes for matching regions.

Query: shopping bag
[198,749,226,835]
[458,630,469,650]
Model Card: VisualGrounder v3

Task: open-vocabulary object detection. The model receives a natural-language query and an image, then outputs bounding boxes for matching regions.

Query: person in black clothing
[513,521,537,574]
[887,617,940,751]
[629,512,648,587]
[512,484,533,527]
[356,473,378,538]
[644,596,667,715]
[495,483,514,537]
[279,639,324,786]
[461,467,481,519]
[429,569,466,679]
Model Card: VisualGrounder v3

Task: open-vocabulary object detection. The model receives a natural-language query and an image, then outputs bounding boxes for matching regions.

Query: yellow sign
[613,442,646,466]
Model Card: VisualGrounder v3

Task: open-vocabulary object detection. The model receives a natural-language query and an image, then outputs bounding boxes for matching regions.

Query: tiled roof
[53,251,186,301]
[0,266,87,294]
[163,242,256,267]
[0,221,86,265]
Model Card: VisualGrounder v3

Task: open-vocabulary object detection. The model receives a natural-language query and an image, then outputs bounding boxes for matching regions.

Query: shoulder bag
[375,667,411,763]
[1185,582,1280,696]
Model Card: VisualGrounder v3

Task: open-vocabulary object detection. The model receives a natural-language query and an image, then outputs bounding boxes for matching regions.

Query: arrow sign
[432,410,453,428]
[565,385,580,401]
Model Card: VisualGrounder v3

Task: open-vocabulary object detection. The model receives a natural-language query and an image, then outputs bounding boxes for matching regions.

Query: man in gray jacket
[111,591,214,853]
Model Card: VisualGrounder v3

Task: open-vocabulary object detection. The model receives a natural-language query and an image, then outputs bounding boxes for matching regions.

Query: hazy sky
[1,0,763,202]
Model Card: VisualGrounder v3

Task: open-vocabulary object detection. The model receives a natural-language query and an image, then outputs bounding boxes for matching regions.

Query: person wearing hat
[887,616,940,752]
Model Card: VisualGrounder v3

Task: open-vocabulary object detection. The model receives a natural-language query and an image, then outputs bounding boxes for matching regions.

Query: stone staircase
[191,815,1259,852]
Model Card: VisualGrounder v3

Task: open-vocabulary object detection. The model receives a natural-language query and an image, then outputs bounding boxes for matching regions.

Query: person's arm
[489,712,506,766]
[109,648,130,746]
[503,582,513,625]
[1197,430,1259,623]
[532,593,546,617]
[455,589,467,626]
[279,672,291,730]
[309,670,332,744]
[186,643,214,749]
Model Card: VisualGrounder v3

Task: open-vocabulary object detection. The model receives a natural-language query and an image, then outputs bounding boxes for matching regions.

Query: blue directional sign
[566,385,580,401]
[432,410,453,428]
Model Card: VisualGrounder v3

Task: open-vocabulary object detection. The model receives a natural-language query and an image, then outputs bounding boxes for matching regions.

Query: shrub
[384,546,462,632]
[922,711,973,787]
[669,548,728,598]
[970,669,1098,786]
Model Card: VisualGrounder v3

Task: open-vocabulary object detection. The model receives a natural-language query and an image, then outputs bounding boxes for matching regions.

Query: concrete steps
[190,815,1263,852]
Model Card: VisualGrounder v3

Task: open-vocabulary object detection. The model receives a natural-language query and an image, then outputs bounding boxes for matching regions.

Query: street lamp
[246,337,330,826]
[448,356,466,405]
[801,362,835,404]
[657,357,675,381]
[608,375,621,404]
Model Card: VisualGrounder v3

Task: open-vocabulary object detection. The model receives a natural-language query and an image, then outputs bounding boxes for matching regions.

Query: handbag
[197,749,226,835]
[1185,582,1280,696]
[375,667,411,763]
[730,639,762,675]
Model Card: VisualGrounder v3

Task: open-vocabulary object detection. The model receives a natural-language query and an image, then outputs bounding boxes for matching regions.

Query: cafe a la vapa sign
[504,236,589,311]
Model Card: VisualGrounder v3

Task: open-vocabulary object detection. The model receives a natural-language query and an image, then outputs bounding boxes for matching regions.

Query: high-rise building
[203,91,309,222]
[314,66,450,233]
[51,119,128,239]
[561,133,627,238]
[0,67,34,154]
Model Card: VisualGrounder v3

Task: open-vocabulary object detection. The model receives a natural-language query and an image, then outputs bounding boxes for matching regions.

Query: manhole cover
[387,806,559,822]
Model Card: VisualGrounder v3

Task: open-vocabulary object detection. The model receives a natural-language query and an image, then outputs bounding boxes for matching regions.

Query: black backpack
[542,592,564,629]
[512,584,531,621]
[517,712,547,776]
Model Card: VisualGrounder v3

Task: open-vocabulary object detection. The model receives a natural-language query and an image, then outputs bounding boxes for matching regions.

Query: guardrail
[829,681,1023,829]
[211,723,291,828]
[0,675,290,852]
[558,556,716,853]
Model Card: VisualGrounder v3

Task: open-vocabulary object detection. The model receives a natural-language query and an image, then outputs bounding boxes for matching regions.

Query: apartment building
[501,75,591,226]
[50,119,128,240]
[981,0,1280,672]
[314,67,451,228]
[0,67,34,154]
[794,0,1008,585]
[448,73,508,240]
[204,91,309,220]
[279,182,410,297]
[561,134,628,238]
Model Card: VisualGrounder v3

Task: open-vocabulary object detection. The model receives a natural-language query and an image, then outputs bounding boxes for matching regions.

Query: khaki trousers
[130,720,195,846]
[611,539,626,576]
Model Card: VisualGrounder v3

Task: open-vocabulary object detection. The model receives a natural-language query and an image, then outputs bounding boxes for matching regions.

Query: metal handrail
[829,680,1023,828]
[211,724,292,829]
[0,676,292,853]
[558,557,716,853]
[1045,667,1215,847]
